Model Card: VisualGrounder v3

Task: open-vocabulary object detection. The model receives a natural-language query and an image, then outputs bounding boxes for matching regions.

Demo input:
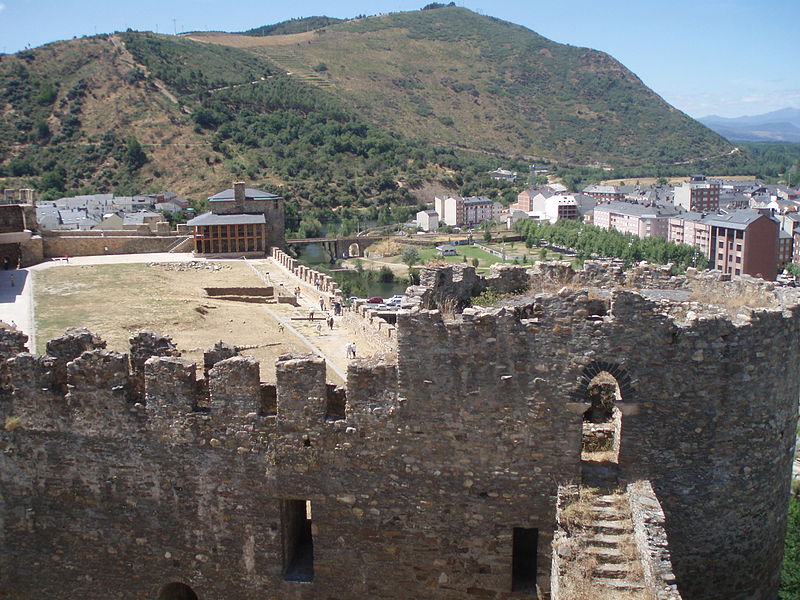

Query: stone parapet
[270,247,343,304]
[629,480,683,600]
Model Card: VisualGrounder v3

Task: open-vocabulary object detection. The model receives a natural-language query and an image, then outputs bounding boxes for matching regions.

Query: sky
[0,0,797,119]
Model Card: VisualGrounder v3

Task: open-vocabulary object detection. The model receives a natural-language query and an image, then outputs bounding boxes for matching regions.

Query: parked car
[366,297,384,304]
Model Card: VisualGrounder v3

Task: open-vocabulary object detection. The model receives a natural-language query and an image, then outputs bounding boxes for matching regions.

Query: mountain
[0,7,736,207]
[240,17,344,37]
[193,7,730,167]
[699,108,800,142]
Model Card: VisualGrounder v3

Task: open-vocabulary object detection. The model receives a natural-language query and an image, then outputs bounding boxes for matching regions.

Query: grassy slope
[0,35,244,196]
[201,7,732,167]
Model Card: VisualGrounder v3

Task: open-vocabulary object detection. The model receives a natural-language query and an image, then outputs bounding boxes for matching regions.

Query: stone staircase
[555,486,649,599]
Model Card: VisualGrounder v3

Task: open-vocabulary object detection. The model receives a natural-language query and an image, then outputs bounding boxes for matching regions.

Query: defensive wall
[0,261,798,599]
[16,229,191,264]
[270,248,343,306]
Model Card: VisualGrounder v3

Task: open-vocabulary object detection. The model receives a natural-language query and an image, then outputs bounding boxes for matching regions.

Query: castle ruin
[0,261,797,599]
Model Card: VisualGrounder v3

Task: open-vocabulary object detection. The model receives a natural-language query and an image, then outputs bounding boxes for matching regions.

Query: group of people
[282,279,358,360]
[314,315,336,335]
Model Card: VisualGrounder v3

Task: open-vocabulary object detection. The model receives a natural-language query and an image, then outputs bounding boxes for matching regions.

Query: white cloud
[0,4,6,12]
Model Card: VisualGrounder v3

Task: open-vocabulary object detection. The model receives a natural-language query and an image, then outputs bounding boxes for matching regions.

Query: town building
[487,168,517,182]
[583,184,625,202]
[511,188,546,212]
[668,209,779,279]
[668,213,712,259]
[778,230,793,268]
[673,175,721,212]
[434,196,500,228]
[593,201,678,239]
[415,210,439,232]
[186,182,284,256]
[702,210,778,279]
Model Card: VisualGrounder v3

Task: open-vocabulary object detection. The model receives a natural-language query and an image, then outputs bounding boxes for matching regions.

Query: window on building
[736,256,741,264]
[512,527,538,593]
[283,499,314,582]
[735,269,741,275]
[718,253,723,260]
[737,244,742,251]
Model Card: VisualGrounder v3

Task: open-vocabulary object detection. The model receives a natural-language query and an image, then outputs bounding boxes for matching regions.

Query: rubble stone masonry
[0,262,798,600]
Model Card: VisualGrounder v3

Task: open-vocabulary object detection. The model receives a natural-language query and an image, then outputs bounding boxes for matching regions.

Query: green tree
[123,136,148,171]
[481,219,496,243]
[378,266,395,283]
[471,257,479,268]
[39,168,66,193]
[401,246,419,269]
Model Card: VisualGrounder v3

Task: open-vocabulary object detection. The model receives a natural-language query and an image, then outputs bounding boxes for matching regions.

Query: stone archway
[582,372,622,463]
[348,243,361,258]
[157,582,199,600]
[572,361,634,486]
[571,361,634,404]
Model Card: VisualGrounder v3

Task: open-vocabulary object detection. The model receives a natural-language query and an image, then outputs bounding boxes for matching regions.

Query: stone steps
[590,520,628,535]
[587,546,626,563]
[594,563,633,579]
[558,487,647,598]
[596,579,646,592]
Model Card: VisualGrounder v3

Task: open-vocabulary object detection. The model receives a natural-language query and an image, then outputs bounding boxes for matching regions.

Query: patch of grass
[32,262,310,381]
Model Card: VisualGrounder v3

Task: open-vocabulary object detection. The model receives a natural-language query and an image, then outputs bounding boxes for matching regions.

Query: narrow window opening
[283,499,314,582]
[511,527,538,593]
[581,372,622,464]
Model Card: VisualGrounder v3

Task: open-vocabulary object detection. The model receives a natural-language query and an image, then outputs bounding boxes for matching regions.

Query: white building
[415,210,439,232]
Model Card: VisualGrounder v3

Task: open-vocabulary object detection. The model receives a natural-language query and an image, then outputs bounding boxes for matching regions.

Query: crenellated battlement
[0,327,402,456]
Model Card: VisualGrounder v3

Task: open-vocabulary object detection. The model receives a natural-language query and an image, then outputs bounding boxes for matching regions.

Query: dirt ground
[33,260,331,382]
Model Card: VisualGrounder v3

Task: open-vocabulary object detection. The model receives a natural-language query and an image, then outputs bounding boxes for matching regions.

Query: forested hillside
[198,6,733,167]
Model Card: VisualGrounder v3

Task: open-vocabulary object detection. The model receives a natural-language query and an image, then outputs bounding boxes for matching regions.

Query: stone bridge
[285,235,381,261]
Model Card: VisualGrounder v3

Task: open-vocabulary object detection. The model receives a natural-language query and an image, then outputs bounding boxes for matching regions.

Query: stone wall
[270,247,342,303]
[1,263,799,600]
[341,304,398,354]
[41,230,185,258]
[628,480,682,600]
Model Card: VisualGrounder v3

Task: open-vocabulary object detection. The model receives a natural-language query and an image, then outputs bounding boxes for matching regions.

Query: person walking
[327,316,334,330]
[278,323,285,335]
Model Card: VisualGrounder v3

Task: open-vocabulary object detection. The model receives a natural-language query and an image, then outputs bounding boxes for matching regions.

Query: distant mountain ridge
[699,108,800,142]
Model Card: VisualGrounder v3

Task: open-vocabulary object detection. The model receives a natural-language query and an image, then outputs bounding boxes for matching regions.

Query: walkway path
[245,258,384,380]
